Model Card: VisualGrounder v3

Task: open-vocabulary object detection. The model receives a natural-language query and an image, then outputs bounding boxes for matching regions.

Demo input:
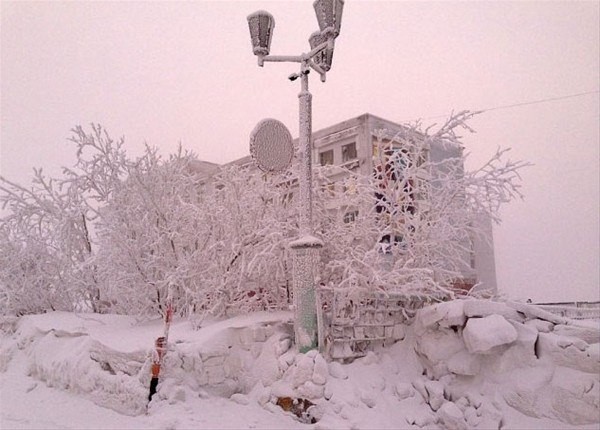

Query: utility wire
[408,90,599,122]
[481,90,599,113]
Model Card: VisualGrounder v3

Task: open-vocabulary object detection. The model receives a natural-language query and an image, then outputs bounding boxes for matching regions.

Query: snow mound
[463,314,518,353]
[1,312,151,415]
[1,302,599,429]
[414,299,600,427]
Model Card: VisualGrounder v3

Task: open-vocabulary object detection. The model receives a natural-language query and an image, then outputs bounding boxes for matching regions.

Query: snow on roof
[186,159,220,176]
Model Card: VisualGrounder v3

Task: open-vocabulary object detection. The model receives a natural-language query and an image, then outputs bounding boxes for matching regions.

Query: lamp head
[247,10,275,56]
[313,0,344,38]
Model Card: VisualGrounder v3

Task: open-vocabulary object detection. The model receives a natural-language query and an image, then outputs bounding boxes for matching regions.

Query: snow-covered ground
[1,300,599,429]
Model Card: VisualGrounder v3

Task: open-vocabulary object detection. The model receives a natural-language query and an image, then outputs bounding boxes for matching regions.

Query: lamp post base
[290,236,323,353]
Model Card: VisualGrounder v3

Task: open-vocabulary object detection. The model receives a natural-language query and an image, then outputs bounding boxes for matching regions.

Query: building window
[282,192,294,206]
[378,234,406,254]
[319,149,334,166]
[319,181,336,196]
[328,183,336,193]
[391,149,409,178]
[342,142,357,163]
[379,148,409,180]
[342,176,358,195]
[343,210,358,224]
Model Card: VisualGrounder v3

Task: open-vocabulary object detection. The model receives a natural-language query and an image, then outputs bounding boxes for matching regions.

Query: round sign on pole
[250,118,294,173]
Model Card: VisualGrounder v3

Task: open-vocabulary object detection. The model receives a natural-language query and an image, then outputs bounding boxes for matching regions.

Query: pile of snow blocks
[413,299,600,426]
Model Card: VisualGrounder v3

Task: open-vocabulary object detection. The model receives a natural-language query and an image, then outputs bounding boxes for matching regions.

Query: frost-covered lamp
[309,30,334,72]
[247,10,275,64]
[246,0,345,355]
[313,0,344,38]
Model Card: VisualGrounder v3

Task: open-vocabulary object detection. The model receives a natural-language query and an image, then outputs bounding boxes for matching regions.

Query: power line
[481,90,599,113]
[405,90,599,122]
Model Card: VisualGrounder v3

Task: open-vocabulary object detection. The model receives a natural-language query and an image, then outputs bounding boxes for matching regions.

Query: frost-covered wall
[471,213,497,292]
[428,139,476,286]
[319,288,443,360]
[537,302,600,320]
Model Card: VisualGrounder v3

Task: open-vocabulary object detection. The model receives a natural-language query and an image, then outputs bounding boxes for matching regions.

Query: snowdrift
[413,300,600,427]
[0,300,598,429]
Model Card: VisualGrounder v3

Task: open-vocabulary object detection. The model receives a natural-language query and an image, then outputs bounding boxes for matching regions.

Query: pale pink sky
[1,1,598,302]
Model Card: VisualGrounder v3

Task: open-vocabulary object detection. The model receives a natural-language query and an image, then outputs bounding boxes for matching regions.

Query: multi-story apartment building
[219,113,497,294]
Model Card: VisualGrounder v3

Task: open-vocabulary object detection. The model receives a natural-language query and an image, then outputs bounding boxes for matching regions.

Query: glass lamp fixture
[313,0,344,38]
[247,10,275,56]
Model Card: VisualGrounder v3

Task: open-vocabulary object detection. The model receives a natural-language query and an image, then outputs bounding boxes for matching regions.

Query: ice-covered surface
[462,314,518,353]
[414,299,600,427]
[1,302,599,429]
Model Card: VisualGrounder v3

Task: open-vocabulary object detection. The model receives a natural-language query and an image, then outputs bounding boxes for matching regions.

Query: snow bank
[0,311,298,416]
[462,314,518,353]
[0,312,153,415]
[414,299,600,427]
[1,301,599,429]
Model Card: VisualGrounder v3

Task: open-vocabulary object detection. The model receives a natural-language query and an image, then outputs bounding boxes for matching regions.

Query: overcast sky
[1,0,598,302]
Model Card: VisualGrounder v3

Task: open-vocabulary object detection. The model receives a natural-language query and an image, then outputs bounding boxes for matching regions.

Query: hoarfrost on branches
[0,112,529,318]
[312,110,529,298]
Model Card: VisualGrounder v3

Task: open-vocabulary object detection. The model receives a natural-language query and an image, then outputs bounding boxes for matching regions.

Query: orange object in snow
[148,291,174,404]
[151,336,166,377]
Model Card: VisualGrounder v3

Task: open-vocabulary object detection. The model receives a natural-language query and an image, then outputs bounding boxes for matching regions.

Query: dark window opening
[342,142,357,163]
[343,210,358,223]
[319,150,334,166]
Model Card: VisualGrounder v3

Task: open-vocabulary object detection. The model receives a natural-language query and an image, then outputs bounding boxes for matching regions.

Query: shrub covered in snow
[1,112,528,318]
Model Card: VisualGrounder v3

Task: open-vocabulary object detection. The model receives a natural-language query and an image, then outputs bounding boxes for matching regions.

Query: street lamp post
[247,0,344,352]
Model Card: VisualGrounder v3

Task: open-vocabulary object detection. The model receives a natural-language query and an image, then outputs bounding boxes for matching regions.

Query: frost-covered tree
[0,112,527,317]
[93,151,300,319]
[92,147,203,316]
[0,222,71,315]
[0,124,299,318]
[0,169,93,314]
[195,165,296,317]
[0,124,128,315]
[312,111,528,298]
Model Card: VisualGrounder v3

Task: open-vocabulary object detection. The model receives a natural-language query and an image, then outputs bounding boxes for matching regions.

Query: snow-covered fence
[318,288,443,359]
[536,302,600,320]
